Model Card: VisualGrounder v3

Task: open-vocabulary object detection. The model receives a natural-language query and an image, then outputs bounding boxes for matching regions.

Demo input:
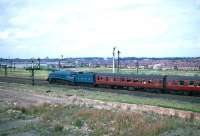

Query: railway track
[0,76,200,104]
[0,76,48,85]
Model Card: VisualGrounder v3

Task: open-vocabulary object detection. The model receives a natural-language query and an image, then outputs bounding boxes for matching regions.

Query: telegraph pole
[112,47,116,73]
[4,65,7,76]
[31,60,35,86]
[13,63,16,71]
[58,60,60,70]
[5,59,8,76]
[61,54,63,69]
[136,59,139,75]
[0,58,2,68]
[10,59,13,72]
[38,57,41,69]
[117,50,120,73]
[58,55,63,71]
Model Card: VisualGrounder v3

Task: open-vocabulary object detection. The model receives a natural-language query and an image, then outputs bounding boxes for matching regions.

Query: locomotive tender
[47,70,200,94]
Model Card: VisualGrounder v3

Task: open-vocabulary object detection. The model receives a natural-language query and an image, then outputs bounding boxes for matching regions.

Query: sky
[0,0,200,58]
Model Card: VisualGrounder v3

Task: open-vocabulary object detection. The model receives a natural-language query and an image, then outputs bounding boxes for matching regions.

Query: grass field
[0,82,200,135]
[0,68,50,79]
[1,67,200,135]
[1,67,200,81]
[69,67,200,76]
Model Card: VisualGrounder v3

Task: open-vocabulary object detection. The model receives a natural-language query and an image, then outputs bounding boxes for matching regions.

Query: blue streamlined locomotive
[48,70,95,85]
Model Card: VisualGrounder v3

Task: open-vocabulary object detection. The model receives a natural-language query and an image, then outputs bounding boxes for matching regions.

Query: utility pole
[117,50,121,73]
[61,54,63,69]
[38,57,41,70]
[10,59,13,72]
[58,55,63,71]
[31,60,35,86]
[112,47,116,73]
[5,59,8,76]
[4,65,7,76]
[58,59,61,71]
[13,63,16,71]
[136,59,139,75]
[0,58,2,68]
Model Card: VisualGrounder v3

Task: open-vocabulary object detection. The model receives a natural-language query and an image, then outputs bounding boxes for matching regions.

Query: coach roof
[96,73,164,79]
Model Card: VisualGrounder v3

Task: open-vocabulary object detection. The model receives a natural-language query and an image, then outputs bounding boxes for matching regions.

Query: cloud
[0,0,200,58]
[0,31,9,39]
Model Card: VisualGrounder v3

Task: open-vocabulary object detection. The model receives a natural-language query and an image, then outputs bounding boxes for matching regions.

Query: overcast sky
[0,0,200,58]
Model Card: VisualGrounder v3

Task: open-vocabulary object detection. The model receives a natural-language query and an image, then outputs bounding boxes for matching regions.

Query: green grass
[0,68,50,79]
[69,67,200,76]
[1,67,200,80]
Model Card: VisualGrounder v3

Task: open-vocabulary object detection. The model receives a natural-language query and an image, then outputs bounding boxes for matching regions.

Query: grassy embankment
[0,101,200,136]
[1,82,200,113]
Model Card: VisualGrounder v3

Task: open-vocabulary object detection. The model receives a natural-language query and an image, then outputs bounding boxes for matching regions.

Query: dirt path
[0,87,200,121]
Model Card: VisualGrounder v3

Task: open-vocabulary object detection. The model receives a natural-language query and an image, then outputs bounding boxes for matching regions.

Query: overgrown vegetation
[0,103,200,136]
[73,109,188,136]
[0,81,200,135]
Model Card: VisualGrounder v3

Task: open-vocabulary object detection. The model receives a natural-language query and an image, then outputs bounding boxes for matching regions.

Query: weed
[74,119,84,128]
[72,108,188,136]
[54,123,64,132]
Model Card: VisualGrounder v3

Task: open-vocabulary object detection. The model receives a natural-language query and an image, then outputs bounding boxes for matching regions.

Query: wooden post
[10,59,13,72]
[136,59,139,75]
[14,63,16,71]
[31,60,35,86]
[59,59,61,71]
[38,58,40,70]
[5,65,7,76]
[117,50,120,73]
[112,47,116,73]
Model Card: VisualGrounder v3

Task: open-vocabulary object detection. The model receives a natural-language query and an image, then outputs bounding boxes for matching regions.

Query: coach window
[100,77,103,80]
[97,76,100,80]
[189,81,194,86]
[121,78,125,81]
[148,80,152,83]
[133,80,138,82]
[179,81,184,86]
[127,79,131,82]
[172,80,176,85]
[106,77,109,81]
